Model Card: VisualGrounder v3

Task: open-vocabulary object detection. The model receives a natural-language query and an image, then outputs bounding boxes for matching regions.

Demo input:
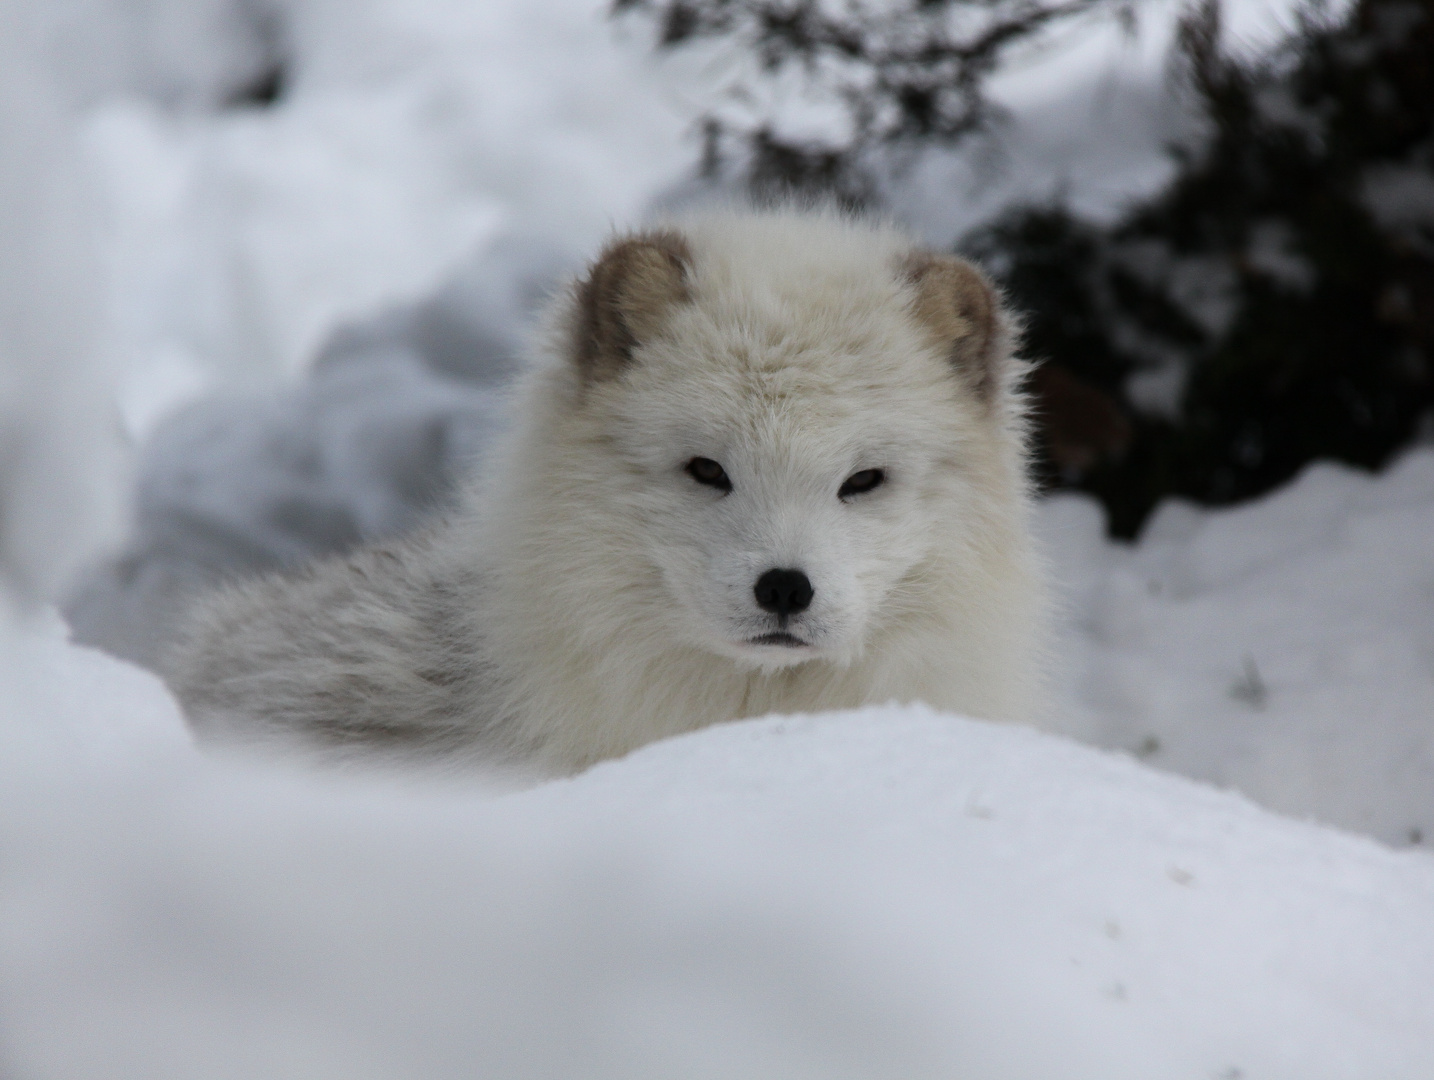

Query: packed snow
[3,0,1432,1075]
[0,6,129,606]
[5,636,1434,1079]
[1043,448,1434,848]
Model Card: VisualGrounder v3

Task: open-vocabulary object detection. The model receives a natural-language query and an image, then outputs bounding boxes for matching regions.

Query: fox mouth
[747,632,809,648]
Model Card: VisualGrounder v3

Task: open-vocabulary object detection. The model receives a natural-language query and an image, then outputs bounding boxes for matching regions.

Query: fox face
[559,214,1015,672]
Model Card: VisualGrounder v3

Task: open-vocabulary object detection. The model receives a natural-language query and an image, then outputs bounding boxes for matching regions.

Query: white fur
[166,209,1046,775]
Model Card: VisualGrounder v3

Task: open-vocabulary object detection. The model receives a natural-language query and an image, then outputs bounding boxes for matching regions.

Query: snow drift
[3,631,1433,1080]
[1043,448,1434,848]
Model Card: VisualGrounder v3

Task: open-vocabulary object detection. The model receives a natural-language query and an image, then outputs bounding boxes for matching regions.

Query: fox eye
[839,468,885,499]
[686,457,732,492]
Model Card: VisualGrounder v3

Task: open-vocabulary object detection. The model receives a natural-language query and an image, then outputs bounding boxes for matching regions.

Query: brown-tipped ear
[900,252,1008,405]
[573,229,693,382]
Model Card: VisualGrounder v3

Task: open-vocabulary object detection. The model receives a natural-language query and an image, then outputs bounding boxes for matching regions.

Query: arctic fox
[166,209,1045,774]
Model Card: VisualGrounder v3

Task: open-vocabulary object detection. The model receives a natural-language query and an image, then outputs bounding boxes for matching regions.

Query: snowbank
[3,634,1432,1079]
[1043,447,1434,848]
[65,341,512,668]
[81,0,701,420]
[0,3,128,607]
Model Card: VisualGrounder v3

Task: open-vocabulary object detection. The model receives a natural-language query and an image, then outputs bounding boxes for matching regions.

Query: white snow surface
[0,4,129,606]
[3,630,1433,1079]
[81,0,703,418]
[1042,448,1434,849]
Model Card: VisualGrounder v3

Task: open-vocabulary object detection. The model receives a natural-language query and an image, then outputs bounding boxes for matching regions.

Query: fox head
[495,212,1028,677]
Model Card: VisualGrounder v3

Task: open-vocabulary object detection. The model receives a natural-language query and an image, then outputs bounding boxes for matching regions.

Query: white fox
[166,209,1045,774]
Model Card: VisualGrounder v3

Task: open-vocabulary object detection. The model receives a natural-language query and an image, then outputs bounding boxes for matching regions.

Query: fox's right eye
[686,457,732,492]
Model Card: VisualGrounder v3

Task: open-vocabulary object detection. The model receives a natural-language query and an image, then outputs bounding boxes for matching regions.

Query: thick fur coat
[166,210,1045,774]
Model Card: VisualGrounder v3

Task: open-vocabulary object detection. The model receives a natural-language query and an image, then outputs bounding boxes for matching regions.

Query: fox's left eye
[686,457,732,492]
[839,468,885,499]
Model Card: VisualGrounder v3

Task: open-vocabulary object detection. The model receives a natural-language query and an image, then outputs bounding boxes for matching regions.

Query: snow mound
[0,4,129,608]
[1042,447,1434,847]
[82,0,699,415]
[3,638,1432,1080]
[61,249,553,666]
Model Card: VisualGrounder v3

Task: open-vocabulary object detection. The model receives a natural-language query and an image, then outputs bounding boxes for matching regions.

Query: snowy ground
[4,629,1434,1079]
[1042,448,1434,848]
[3,0,1432,1075]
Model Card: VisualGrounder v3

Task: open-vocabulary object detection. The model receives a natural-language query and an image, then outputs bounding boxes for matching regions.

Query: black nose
[754,568,814,616]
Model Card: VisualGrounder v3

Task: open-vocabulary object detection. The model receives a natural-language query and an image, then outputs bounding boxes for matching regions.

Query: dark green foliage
[967,0,1434,535]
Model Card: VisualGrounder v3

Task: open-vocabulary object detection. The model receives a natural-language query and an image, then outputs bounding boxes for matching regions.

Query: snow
[4,663,1434,1078]
[4,0,1433,1073]
[65,342,512,668]
[71,0,1340,421]
[0,5,129,607]
[1041,449,1434,849]
[80,0,700,413]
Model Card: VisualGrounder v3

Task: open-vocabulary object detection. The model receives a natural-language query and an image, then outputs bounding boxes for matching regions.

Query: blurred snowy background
[2,0,1433,1076]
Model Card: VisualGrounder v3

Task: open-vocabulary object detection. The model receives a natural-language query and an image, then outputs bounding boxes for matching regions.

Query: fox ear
[901,252,1010,406]
[573,230,693,381]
